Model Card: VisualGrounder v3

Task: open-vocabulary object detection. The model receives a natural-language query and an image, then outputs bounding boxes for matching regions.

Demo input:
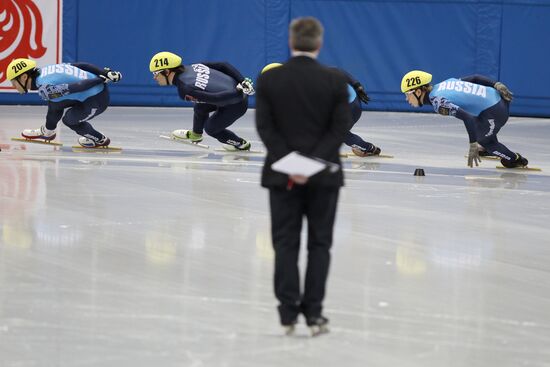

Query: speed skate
[71,145,123,152]
[340,152,394,158]
[11,137,63,146]
[214,147,264,154]
[496,165,541,171]
[464,155,499,160]
[160,134,210,149]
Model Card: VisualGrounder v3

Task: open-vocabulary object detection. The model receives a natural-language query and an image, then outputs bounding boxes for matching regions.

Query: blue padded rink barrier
[1,105,550,366]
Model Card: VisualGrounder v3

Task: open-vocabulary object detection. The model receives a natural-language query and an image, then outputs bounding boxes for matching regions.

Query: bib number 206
[12,61,28,73]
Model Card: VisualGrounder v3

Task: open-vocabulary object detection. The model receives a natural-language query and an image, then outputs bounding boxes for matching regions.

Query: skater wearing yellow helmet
[401,70,526,168]
[6,58,121,147]
[150,51,253,151]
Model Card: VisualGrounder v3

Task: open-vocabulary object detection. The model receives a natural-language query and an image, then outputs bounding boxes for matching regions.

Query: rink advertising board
[0,0,62,90]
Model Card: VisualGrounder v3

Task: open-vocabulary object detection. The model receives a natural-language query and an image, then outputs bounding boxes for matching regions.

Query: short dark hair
[289,17,323,52]
[27,68,40,80]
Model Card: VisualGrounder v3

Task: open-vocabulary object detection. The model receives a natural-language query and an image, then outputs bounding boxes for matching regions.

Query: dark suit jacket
[255,56,352,188]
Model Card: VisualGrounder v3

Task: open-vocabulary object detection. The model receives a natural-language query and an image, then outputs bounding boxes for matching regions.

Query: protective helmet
[149,51,182,72]
[261,62,282,74]
[401,70,432,93]
[7,58,37,81]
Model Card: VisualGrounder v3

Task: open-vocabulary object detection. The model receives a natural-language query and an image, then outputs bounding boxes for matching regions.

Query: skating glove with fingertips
[236,77,255,95]
[467,142,481,167]
[494,82,513,102]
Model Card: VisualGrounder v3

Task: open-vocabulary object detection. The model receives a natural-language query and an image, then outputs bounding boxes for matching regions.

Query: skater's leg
[477,100,518,163]
[345,98,379,156]
[192,103,216,135]
[349,98,362,128]
[21,104,65,140]
[345,131,378,155]
[204,98,248,146]
[62,88,109,144]
[172,103,216,141]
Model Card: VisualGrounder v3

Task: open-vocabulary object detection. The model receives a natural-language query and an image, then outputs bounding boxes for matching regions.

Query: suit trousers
[269,184,340,325]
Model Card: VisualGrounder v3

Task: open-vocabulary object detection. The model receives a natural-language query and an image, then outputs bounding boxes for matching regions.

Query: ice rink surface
[1,105,549,367]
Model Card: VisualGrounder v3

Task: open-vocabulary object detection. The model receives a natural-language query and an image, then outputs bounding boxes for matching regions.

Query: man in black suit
[255,16,352,336]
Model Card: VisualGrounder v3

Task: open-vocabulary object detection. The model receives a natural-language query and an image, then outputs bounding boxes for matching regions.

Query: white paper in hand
[271,151,327,178]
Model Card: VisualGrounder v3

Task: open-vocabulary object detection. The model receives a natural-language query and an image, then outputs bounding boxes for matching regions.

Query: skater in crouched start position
[262,62,380,157]
[338,68,381,157]
[6,58,121,147]
[150,51,254,151]
[401,70,527,168]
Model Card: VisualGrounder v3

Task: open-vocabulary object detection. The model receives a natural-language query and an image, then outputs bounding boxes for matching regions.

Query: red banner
[0,0,62,90]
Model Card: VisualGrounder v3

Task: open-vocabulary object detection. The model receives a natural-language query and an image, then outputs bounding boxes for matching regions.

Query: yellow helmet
[149,51,182,72]
[401,70,432,93]
[7,58,37,81]
[261,62,282,74]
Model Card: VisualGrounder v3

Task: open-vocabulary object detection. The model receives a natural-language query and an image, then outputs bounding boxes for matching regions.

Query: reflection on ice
[1,106,549,367]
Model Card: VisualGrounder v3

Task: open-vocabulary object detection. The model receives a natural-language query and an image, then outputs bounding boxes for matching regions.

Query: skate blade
[71,145,122,152]
[464,155,500,160]
[11,137,63,146]
[214,148,264,154]
[496,165,541,171]
[160,135,210,149]
[341,152,393,158]
[309,324,329,337]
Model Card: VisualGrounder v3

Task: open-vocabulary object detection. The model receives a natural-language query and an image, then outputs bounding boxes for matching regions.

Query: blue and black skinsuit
[32,63,110,142]
[337,69,377,154]
[429,74,516,162]
[173,62,248,146]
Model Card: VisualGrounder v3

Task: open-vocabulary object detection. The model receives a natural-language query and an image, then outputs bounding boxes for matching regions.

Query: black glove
[100,67,122,83]
[353,83,370,104]
[494,82,513,102]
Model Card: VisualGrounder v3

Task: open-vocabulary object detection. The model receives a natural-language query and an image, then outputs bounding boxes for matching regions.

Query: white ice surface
[1,106,550,367]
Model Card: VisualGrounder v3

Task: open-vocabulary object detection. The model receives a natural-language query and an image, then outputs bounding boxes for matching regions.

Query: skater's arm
[255,78,292,160]
[37,78,104,100]
[430,95,476,142]
[203,62,245,82]
[72,62,122,84]
[463,74,514,103]
[188,89,243,105]
[67,78,105,93]
[71,62,106,76]
[431,95,461,116]
[310,75,351,160]
[332,67,358,86]
[175,78,243,106]
[460,74,496,87]
[461,74,513,101]
[457,111,478,144]
[332,68,370,104]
